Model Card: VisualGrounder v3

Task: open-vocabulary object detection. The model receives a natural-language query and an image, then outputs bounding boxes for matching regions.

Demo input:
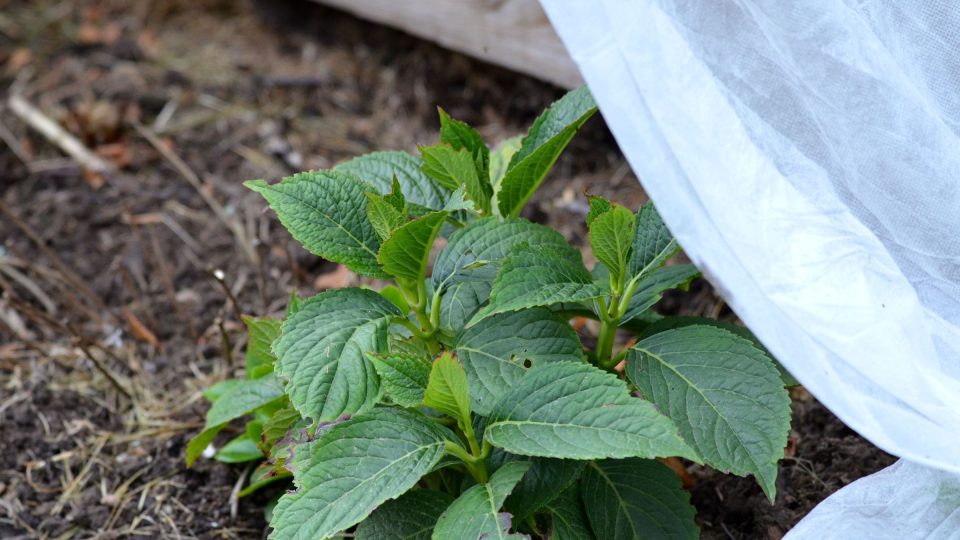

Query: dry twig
[7,94,115,174]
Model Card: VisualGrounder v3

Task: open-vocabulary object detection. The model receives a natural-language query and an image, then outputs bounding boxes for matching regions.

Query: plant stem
[461,419,482,458]
[396,278,443,355]
[595,275,646,371]
[594,296,619,370]
[444,440,489,483]
[596,317,618,371]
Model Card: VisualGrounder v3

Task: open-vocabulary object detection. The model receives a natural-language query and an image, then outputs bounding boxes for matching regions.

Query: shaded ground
[0,1,894,538]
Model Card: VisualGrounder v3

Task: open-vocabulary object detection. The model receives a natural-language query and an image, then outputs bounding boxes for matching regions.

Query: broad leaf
[433,218,572,329]
[203,378,242,402]
[432,461,531,540]
[488,453,586,521]
[455,308,583,415]
[273,288,400,423]
[626,326,791,500]
[620,265,700,323]
[469,245,603,325]
[441,186,478,213]
[356,489,454,540]
[203,376,283,427]
[186,376,285,466]
[581,459,698,540]
[240,461,293,498]
[368,352,432,408]
[286,290,303,319]
[497,86,597,217]
[215,433,263,463]
[269,408,455,540]
[628,203,677,279]
[246,172,385,277]
[366,191,407,241]
[489,135,522,187]
[589,205,636,288]
[544,486,594,540]
[334,151,448,211]
[438,108,489,182]
[585,195,612,227]
[421,144,491,213]
[242,316,282,379]
[207,376,283,427]
[485,362,696,460]
[379,284,411,313]
[379,211,448,283]
[423,352,472,424]
[259,405,302,454]
[636,316,799,387]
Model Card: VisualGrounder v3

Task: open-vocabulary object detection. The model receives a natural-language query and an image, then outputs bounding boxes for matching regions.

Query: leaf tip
[243,178,268,192]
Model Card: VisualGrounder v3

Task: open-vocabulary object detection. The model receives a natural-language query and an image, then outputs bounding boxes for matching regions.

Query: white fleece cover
[540,1,960,536]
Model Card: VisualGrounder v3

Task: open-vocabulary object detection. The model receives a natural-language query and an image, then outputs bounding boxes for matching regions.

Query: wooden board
[311,0,582,89]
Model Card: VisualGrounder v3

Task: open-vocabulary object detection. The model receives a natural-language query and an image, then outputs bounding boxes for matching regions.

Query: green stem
[397,278,444,355]
[444,440,475,463]
[616,275,642,318]
[596,275,646,370]
[461,419,482,458]
[596,317,618,371]
[444,440,489,483]
[429,287,442,332]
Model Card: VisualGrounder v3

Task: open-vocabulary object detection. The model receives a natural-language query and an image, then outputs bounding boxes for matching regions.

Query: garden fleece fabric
[540,1,960,537]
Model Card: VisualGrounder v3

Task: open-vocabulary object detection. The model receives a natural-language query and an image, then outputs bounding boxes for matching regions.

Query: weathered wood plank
[312,0,582,88]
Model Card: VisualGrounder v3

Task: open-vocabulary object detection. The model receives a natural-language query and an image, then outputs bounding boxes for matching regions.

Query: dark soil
[0,0,894,538]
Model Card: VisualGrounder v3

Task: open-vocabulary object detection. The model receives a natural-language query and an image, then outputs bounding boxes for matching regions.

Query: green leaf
[187,376,286,466]
[432,461,531,540]
[455,308,583,415]
[259,405,302,454]
[246,173,385,277]
[628,203,677,279]
[215,433,264,463]
[421,144,492,214]
[205,378,286,427]
[202,378,243,402]
[491,455,585,521]
[469,245,603,325]
[274,288,400,423]
[544,486,595,540]
[433,218,572,329]
[438,107,489,182]
[242,316,282,379]
[368,352,432,408]
[489,135,522,187]
[285,290,303,319]
[636,317,799,387]
[441,185,477,213]
[620,265,700,323]
[334,151,449,211]
[497,86,597,217]
[581,459,699,540]
[586,195,613,227]
[239,462,292,498]
[379,211,448,283]
[366,191,407,241]
[423,352,471,423]
[379,284,411,313]
[589,205,636,288]
[356,489,454,540]
[485,362,697,461]
[269,408,455,540]
[626,325,791,500]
